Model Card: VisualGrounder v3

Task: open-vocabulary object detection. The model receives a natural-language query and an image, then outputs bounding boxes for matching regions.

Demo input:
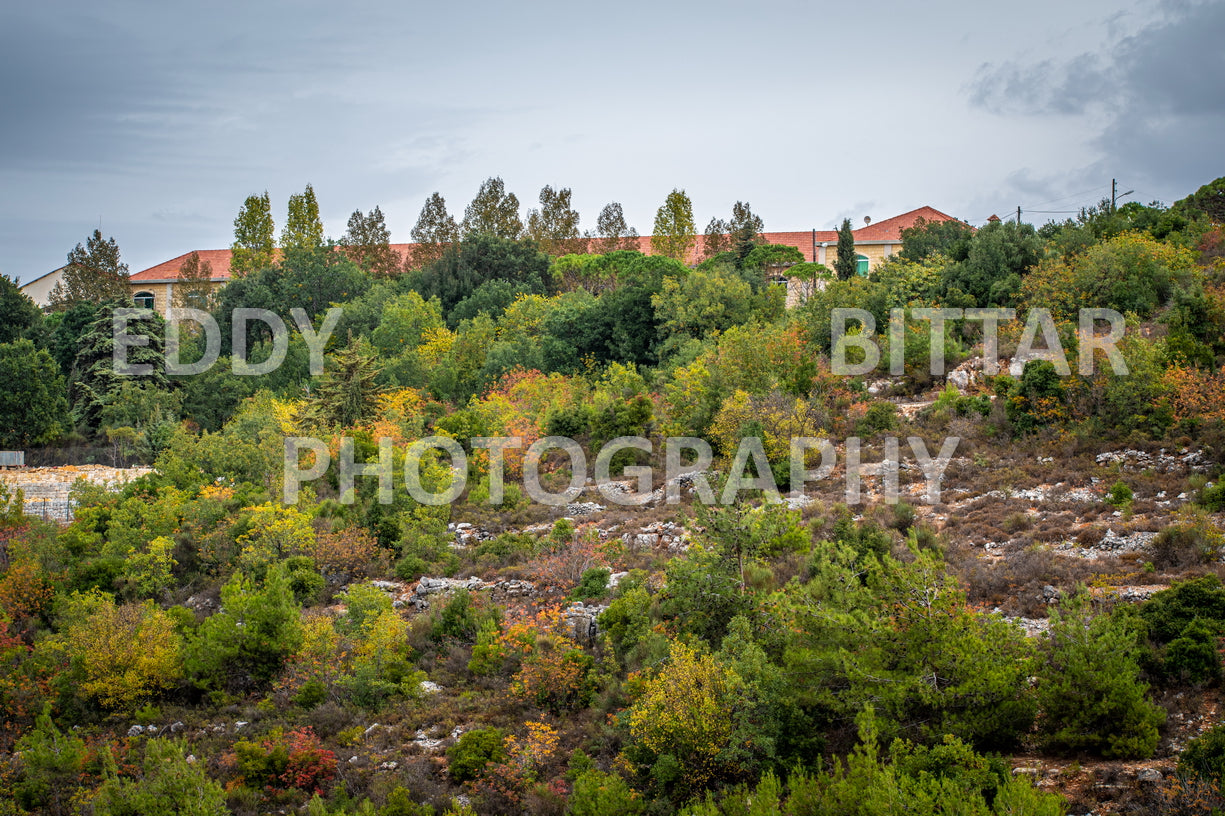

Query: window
[855,254,870,276]
[133,291,156,309]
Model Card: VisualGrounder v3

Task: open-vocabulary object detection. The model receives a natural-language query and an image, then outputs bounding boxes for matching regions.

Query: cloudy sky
[2,0,1221,284]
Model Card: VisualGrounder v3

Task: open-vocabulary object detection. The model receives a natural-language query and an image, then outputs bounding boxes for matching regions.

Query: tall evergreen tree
[594,202,639,254]
[69,300,171,433]
[651,189,697,263]
[410,192,460,270]
[729,201,765,262]
[525,185,584,256]
[304,336,385,428]
[48,230,131,309]
[461,177,523,240]
[834,217,857,280]
[230,192,275,277]
[340,206,400,277]
[281,183,324,250]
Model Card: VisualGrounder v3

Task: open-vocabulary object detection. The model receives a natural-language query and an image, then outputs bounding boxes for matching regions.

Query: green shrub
[340,583,394,634]
[1180,724,1225,784]
[1201,480,1225,512]
[430,590,481,644]
[1141,574,1225,643]
[571,567,611,601]
[855,401,899,437]
[1164,619,1222,686]
[93,738,228,816]
[379,786,435,816]
[293,679,329,710]
[1037,595,1165,758]
[1150,516,1225,570]
[568,769,645,816]
[1105,480,1134,508]
[446,728,505,782]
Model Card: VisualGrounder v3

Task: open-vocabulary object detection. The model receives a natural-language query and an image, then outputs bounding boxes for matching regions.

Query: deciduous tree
[0,339,69,447]
[340,206,400,277]
[282,183,324,251]
[594,202,639,253]
[525,184,584,256]
[461,176,523,240]
[50,590,183,711]
[651,189,697,262]
[410,192,460,269]
[0,274,42,343]
[231,192,276,277]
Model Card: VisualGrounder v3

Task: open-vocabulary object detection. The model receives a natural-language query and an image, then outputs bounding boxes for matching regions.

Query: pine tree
[650,188,697,263]
[410,192,459,270]
[1036,593,1165,758]
[525,185,584,256]
[729,201,765,262]
[593,202,639,254]
[461,177,523,240]
[835,217,857,280]
[282,184,324,251]
[69,300,170,433]
[340,206,400,277]
[304,336,385,428]
[230,192,276,277]
[48,230,131,309]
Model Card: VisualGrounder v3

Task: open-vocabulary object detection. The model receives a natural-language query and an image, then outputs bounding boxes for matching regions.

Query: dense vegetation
[0,178,1224,814]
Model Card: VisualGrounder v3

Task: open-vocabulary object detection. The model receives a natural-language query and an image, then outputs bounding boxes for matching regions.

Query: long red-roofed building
[118,205,959,315]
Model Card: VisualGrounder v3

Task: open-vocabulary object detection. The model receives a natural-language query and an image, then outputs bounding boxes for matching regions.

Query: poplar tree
[525,185,584,256]
[650,189,697,263]
[593,202,639,254]
[230,192,275,277]
[410,192,459,270]
[835,217,857,280]
[340,206,400,277]
[281,183,324,251]
[461,177,523,240]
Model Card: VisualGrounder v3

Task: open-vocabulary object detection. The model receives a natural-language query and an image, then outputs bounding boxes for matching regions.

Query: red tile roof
[852,206,961,241]
[129,249,239,282]
[130,207,959,281]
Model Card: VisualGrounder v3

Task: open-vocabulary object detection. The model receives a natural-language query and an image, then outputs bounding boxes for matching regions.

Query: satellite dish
[863,216,872,226]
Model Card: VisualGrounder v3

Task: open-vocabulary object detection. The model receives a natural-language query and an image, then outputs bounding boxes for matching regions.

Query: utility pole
[1112,178,1117,212]
[1017,206,1022,225]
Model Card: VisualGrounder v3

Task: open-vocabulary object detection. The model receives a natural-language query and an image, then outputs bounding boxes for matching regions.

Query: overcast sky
[2,0,1222,284]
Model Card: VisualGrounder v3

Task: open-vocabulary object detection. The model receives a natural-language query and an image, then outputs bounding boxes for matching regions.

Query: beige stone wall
[856,242,900,270]
[130,280,225,316]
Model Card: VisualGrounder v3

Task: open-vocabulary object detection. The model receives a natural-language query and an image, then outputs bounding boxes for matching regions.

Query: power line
[1026,185,1112,210]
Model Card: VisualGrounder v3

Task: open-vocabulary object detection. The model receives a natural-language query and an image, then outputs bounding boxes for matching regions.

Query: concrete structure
[18,266,68,308]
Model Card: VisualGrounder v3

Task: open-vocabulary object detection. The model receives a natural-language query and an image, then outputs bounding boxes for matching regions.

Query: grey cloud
[968,0,1225,200]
